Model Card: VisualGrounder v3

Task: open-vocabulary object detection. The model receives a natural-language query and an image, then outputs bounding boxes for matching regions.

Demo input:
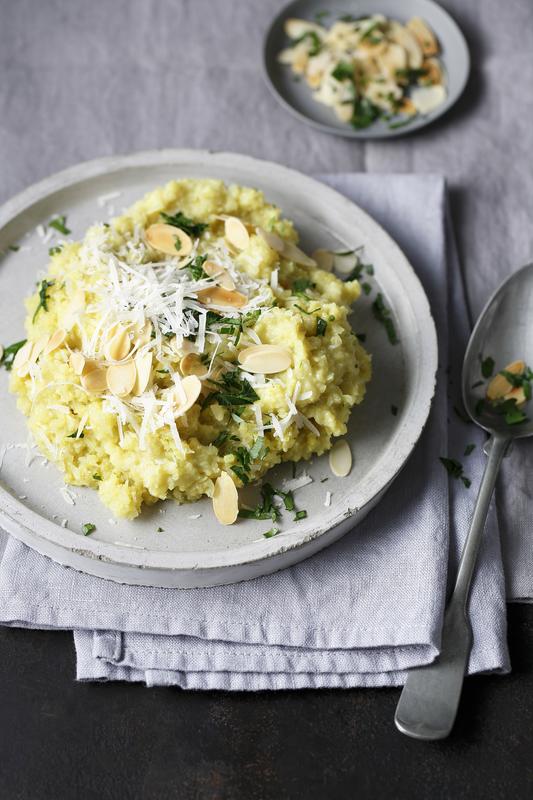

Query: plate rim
[0,148,438,579]
[262,0,471,140]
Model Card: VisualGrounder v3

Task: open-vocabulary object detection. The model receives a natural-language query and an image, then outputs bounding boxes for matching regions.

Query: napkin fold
[0,174,510,688]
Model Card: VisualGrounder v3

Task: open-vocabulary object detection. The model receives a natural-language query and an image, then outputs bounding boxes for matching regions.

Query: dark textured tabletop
[1,1,533,796]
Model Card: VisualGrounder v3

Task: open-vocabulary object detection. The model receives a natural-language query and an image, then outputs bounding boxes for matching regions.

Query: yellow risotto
[9,179,371,520]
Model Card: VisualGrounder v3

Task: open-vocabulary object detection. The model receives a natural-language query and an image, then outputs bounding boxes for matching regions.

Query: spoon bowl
[463,262,533,438]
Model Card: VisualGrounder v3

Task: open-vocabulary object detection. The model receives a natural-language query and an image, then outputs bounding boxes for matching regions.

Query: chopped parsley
[32,279,54,323]
[203,370,259,411]
[8,244,19,252]
[231,437,270,485]
[293,304,321,315]
[493,398,528,426]
[351,97,381,129]
[292,278,315,297]
[67,431,84,439]
[372,293,399,344]
[0,339,27,371]
[294,510,307,521]
[464,444,476,456]
[481,356,495,379]
[48,245,62,256]
[212,431,238,449]
[263,527,279,539]
[49,215,71,235]
[239,483,300,523]
[439,457,471,488]
[217,309,261,346]
[181,253,208,280]
[361,282,372,295]
[157,527,164,533]
[161,211,207,238]
[92,474,102,481]
[395,67,428,84]
[315,317,327,336]
[332,61,355,82]
[292,30,322,57]
[82,522,96,536]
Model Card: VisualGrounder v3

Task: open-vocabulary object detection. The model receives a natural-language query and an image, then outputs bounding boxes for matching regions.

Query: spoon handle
[394,433,509,740]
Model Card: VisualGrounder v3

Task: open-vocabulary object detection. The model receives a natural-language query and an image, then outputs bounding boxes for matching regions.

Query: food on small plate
[8,179,371,522]
[278,13,446,130]
[483,359,532,425]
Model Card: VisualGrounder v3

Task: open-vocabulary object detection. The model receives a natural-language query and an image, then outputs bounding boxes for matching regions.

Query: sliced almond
[212,471,239,525]
[134,320,153,347]
[238,344,292,375]
[203,261,235,290]
[172,337,196,356]
[256,227,285,254]
[410,84,446,115]
[329,439,352,477]
[508,386,527,406]
[312,249,334,271]
[172,374,202,417]
[398,97,417,116]
[70,351,86,375]
[224,217,250,251]
[13,341,33,376]
[196,286,247,309]
[333,251,359,275]
[282,241,316,267]
[145,223,192,257]
[486,360,525,402]
[133,352,152,396]
[30,334,51,364]
[406,17,439,57]
[104,324,131,362]
[180,353,208,378]
[379,42,408,78]
[81,366,108,393]
[106,360,136,397]
[43,328,67,356]
[388,21,423,69]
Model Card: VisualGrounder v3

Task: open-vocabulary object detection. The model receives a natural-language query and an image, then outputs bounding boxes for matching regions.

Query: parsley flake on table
[439,457,471,488]
[464,444,476,456]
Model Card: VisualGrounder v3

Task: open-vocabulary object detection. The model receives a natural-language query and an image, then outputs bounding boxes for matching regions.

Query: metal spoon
[394,262,533,740]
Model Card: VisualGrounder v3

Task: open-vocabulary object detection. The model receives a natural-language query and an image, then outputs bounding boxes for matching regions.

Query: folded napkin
[0,174,510,688]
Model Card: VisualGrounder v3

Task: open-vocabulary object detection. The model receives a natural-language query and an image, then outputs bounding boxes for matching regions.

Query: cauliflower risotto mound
[10,179,371,519]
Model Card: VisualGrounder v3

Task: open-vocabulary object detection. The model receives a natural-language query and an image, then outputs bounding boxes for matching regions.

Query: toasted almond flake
[196,286,247,309]
[238,344,292,375]
[508,386,527,406]
[282,241,316,267]
[203,261,235,290]
[180,353,208,378]
[106,360,136,397]
[329,439,352,477]
[422,57,443,86]
[406,16,439,57]
[212,471,239,525]
[388,21,423,68]
[81,366,108,393]
[43,328,67,356]
[104,324,131,362]
[145,223,192,257]
[257,227,285,253]
[486,360,526,402]
[312,248,334,271]
[13,341,33,375]
[134,320,153,347]
[410,84,446,115]
[173,375,202,417]
[133,352,152,396]
[29,334,50,364]
[224,217,250,251]
[69,351,86,375]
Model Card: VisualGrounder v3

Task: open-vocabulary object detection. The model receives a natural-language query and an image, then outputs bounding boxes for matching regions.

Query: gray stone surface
[1,0,532,595]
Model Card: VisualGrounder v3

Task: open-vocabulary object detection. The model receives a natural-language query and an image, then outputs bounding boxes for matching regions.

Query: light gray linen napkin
[0,174,510,688]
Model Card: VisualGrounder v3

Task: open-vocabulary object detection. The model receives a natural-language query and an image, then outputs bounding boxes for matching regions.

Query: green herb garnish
[292,30,322,57]
[161,211,207,238]
[181,253,208,280]
[157,527,164,533]
[0,339,27,371]
[372,293,398,344]
[351,97,381,129]
[48,245,62,256]
[92,474,102,481]
[481,356,495,378]
[292,278,315,297]
[32,280,54,323]
[203,370,259,411]
[263,527,279,539]
[67,431,84,439]
[361,282,372,295]
[464,444,476,456]
[331,61,355,82]
[294,510,307,521]
[49,215,70,235]
[82,522,96,536]
[316,317,327,336]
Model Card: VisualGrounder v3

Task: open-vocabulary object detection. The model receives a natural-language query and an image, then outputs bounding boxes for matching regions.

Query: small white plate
[263,0,470,138]
[0,150,437,587]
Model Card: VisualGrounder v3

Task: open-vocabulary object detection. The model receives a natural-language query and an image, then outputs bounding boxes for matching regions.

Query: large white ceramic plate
[264,0,470,139]
[0,150,437,587]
